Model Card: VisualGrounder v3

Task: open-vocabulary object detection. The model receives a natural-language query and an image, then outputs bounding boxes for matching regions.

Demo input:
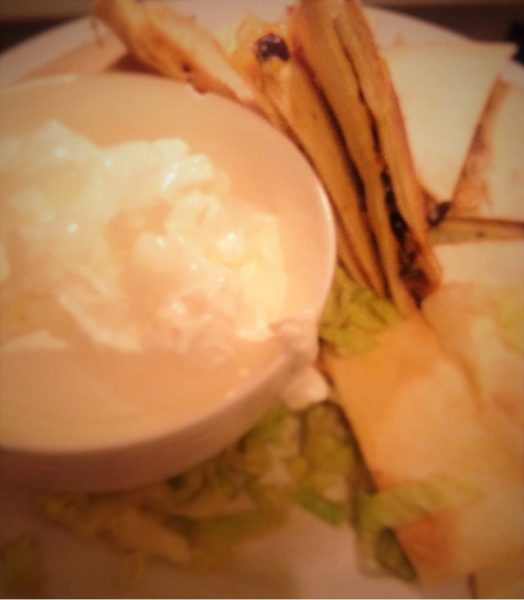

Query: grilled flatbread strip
[430,215,524,245]
[289,0,416,313]
[333,0,441,302]
[94,0,257,107]
[226,20,385,292]
[255,56,381,291]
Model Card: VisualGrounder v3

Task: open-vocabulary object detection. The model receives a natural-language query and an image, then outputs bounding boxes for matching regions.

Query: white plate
[0,487,468,599]
[0,2,521,598]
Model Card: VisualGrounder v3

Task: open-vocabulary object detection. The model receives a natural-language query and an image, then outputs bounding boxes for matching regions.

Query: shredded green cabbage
[30,264,418,583]
[375,529,416,582]
[358,478,474,531]
[188,510,285,559]
[40,402,363,566]
[302,403,357,476]
[320,266,401,354]
[295,486,347,525]
[42,401,460,585]
[355,478,477,580]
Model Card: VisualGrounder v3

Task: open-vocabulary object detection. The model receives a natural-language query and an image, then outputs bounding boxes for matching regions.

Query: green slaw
[1,265,430,594]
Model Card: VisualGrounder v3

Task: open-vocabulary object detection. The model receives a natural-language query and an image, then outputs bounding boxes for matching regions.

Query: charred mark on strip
[380,173,432,301]
[382,174,407,244]
[427,200,450,228]
[255,33,290,62]
[390,209,408,244]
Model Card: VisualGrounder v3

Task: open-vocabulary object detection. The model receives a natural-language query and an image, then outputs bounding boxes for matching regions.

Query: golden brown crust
[288,0,423,312]
[334,0,425,239]
[430,215,524,245]
[94,0,258,107]
[223,15,306,136]
[251,55,382,291]
[333,0,441,301]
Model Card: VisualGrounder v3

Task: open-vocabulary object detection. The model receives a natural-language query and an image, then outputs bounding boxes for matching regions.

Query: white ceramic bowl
[0,73,336,491]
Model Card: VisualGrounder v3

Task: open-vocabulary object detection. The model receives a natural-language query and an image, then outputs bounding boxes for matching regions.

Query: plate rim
[1,1,522,88]
[0,2,517,598]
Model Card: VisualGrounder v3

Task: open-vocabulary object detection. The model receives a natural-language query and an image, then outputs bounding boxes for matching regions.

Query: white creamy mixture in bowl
[0,73,336,490]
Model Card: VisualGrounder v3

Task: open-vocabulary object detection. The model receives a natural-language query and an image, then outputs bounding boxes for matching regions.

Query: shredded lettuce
[37,267,408,574]
[295,486,347,525]
[358,478,474,532]
[40,401,474,587]
[243,403,289,445]
[320,266,401,354]
[355,478,477,580]
[375,529,416,582]
[302,403,357,476]
[40,402,362,565]
[188,510,285,558]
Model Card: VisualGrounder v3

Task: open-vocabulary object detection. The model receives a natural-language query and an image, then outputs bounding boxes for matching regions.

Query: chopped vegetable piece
[357,479,476,533]
[295,486,347,526]
[302,403,358,475]
[37,400,424,585]
[376,529,416,582]
[104,508,191,565]
[320,266,401,355]
[189,510,285,554]
[242,403,290,445]
[355,479,477,576]
[247,482,292,514]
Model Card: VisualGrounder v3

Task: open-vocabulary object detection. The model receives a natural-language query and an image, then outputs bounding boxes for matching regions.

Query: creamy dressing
[0,121,298,449]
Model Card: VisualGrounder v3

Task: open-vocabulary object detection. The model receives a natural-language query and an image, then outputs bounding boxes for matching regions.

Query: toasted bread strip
[430,214,524,245]
[94,0,257,107]
[289,0,422,313]
[221,14,289,129]
[222,16,385,290]
[333,0,441,301]
[334,221,369,290]
[223,16,384,291]
[248,53,384,292]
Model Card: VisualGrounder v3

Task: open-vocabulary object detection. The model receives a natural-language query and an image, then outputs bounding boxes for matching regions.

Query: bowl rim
[0,72,337,467]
